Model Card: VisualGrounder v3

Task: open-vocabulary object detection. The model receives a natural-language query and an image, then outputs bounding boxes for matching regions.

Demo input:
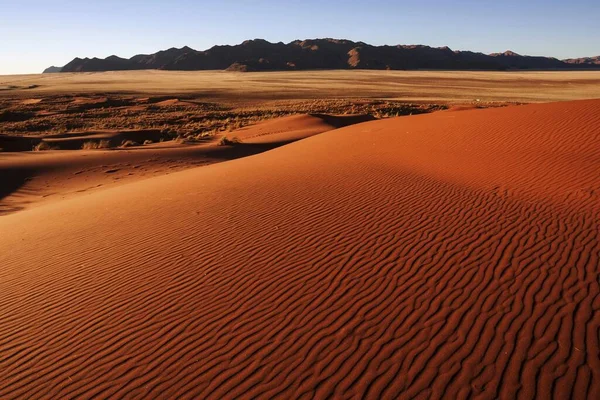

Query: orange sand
[0,100,599,398]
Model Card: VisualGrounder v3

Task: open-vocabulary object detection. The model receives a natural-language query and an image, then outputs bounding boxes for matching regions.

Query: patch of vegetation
[218,136,242,146]
[81,140,111,150]
[0,94,449,143]
[120,140,139,148]
[33,141,58,151]
[0,110,35,122]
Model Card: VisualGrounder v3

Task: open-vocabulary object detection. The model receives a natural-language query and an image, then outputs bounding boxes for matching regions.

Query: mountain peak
[43,66,62,73]
[241,39,271,46]
[491,50,521,57]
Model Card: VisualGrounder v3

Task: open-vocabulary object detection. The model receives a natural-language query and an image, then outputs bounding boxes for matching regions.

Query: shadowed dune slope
[0,129,166,152]
[0,145,215,215]
[0,100,599,399]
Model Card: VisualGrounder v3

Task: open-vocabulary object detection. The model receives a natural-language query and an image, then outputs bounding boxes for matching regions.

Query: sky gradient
[1,0,599,75]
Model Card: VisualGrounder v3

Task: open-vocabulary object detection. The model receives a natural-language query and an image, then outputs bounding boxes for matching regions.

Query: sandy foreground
[0,100,599,398]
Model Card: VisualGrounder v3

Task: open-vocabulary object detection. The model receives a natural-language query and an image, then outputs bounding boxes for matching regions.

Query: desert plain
[1,70,600,399]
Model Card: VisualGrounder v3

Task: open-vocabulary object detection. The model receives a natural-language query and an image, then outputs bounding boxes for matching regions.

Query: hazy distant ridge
[43,66,63,73]
[49,39,600,73]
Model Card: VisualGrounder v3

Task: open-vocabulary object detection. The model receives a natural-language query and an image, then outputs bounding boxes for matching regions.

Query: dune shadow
[0,169,32,215]
[201,140,297,162]
[309,113,376,128]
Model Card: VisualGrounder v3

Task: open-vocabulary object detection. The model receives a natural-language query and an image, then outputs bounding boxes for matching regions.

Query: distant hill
[563,56,600,65]
[43,66,63,73]
[50,39,600,73]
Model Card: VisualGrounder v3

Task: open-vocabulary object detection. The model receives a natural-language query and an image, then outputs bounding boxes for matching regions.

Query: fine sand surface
[0,100,599,398]
[2,70,600,103]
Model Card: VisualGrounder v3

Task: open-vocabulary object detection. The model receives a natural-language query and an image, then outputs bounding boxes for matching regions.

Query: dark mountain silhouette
[51,39,599,73]
[130,46,195,68]
[42,66,62,73]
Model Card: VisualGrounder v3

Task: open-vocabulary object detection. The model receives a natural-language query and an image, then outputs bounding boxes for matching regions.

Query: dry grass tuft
[218,136,242,146]
[120,140,139,148]
[81,140,111,150]
[33,141,58,151]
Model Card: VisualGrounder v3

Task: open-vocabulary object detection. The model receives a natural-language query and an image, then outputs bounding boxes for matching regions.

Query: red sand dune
[0,114,369,214]
[0,100,599,399]
[0,145,213,214]
[235,114,374,144]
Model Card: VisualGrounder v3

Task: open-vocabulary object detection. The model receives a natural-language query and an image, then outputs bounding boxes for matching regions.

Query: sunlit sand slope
[0,100,599,399]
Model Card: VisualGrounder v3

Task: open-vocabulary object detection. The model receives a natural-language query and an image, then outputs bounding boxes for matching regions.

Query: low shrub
[120,140,139,148]
[82,140,111,150]
[33,141,58,151]
[218,136,242,146]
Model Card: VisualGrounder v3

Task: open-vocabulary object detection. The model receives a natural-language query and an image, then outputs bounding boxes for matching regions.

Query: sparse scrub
[33,141,58,151]
[1,93,448,145]
[120,140,139,148]
[218,136,242,146]
[81,140,111,150]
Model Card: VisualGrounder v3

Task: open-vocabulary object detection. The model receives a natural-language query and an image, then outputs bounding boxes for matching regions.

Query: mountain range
[45,39,600,73]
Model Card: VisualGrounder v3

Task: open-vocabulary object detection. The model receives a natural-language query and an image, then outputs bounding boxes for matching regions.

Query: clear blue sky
[1,0,599,74]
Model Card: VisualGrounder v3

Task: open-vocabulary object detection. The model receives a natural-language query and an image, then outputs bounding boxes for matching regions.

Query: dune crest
[0,100,599,399]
